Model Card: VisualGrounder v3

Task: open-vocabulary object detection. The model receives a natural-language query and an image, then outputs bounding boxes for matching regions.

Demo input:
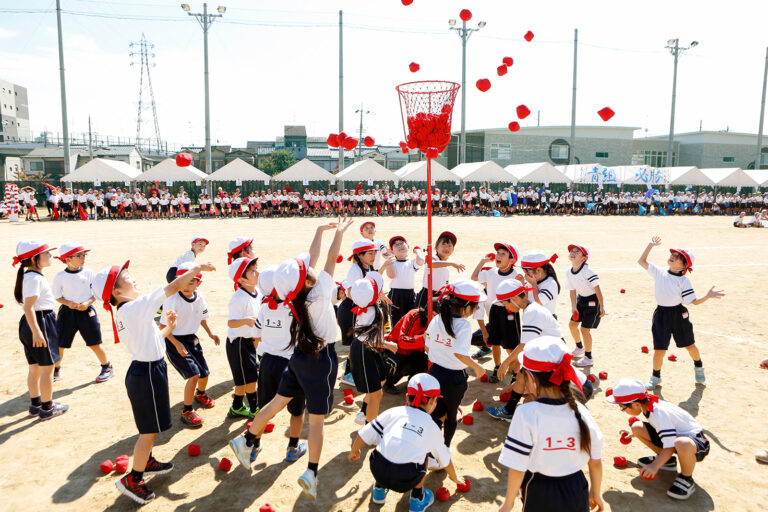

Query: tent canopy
[135,158,207,182]
[744,170,768,187]
[62,158,141,183]
[666,166,715,186]
[506,162,570,184]
[272,158,334,182]
[396,160,457,181]
[451,161,512,182]
[699,168,759,187]
[206,158,270,182]
[336,159,399,182]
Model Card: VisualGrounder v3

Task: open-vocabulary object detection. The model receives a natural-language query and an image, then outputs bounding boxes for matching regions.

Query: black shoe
[383,385,400,395]
[39,402,69,420]
[144,456,173,476]
[116,475,156,505]
[638,455,677,471]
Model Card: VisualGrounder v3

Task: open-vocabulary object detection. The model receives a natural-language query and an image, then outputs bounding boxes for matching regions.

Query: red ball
[497,65,508,77]
[436,487,451,501]
[476,79,491,92]
[597,107,615,122]
[399,141,409,153]
[176,152,192,167]
[462,414,474,425]
[114,459,129,474]
[619,432,632,445]
[219,457,233,471]
[480,374,489,383]
[327,133,340,148]
[628,416,640,426]
[641,346,649,354]
[499,392,511,402]
[409,62,420,73]
[524,30,534,42]
[246,421,253,431]
[456,477,471,492]
[598,371,608,380]
[336,254,343,264]
[502,56,514,67]
[642,473,658,481]
[401,0,413,5]
[459,9,472,22]
[259,504,276,512]
[364,136,375,147]
[620,288,626,293]
[99,459,114,474]
[571,311,580,322]
[336,132,347,146]
[426,147,438,159]
[344,395,354,405]
[116,454,129,462]
[343,387,354,396]
[516,104,531,119]
[668,354,677,361]
[613,456,627,467]
[187,443,201,457]
[341,137,359,151]
[605,387,613,397]
[472,400,483,411]
[587,374,597,383]
[264,422,275,433]
[508,121,520,132]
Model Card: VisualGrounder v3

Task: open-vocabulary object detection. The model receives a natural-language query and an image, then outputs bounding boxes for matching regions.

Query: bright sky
[2,0,767,149]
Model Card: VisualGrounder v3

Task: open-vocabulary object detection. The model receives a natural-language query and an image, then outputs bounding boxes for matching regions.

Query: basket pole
[426,155,433,319]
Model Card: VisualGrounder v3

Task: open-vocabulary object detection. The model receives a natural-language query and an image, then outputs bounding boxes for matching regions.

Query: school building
[0,80,31,143]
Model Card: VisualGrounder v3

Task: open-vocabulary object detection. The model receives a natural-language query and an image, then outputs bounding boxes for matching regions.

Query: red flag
[52,204,59,220]
[180,203,186,213]
[214,205,220,216]
[42,182,57,191]
[377,203,382,215]
[355,183,362,193]
[78,203,88,221]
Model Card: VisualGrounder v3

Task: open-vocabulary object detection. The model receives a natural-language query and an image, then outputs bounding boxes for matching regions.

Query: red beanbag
[219,458,233,471]
[480,374,489,382]
[187,443,201,457]
[462,415,474,425]
[598,371,608,380]
[587,374,597,383]
[472,401,483,411]
[436,487,451,501]
[476,79,491,92]
[613,456,627,467]
[344,395,354,405]
[264,422,275,433]
[99,459,114,474]
[499,392,511,402]
[114,458,129,474]
[456,477,470,492]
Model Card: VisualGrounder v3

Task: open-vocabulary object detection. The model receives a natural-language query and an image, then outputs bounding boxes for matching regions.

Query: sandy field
[0,214,767,512]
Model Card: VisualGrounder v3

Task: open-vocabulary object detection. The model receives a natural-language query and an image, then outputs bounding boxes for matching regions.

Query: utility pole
[449,17,485,164]
[569,28,578,165]
[756,46,768,170]
[88,115,93,161]
[665,38,698,167]
[355,104,373,162]
[56,0,71,175]
[338,10,344,176]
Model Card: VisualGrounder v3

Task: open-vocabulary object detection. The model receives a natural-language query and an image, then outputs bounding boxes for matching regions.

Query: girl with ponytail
[498,336,604,512]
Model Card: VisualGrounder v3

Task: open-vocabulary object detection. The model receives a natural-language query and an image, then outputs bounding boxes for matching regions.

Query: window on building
[595,152,609,158]
[723,156,735,163]
[631,150,667,167]
[490,143,512,160]
[29,162,43,172]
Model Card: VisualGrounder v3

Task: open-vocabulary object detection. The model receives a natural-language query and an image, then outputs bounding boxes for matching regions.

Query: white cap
[348,272,383,324]
[518,336,583,391]
[13,239,56,267]
[228,257,255,289]
[438,279,487,303]
[495,279,532,301]
[605,377,650,405]
[347,239,377,261]
[227,236,253,264]
[520,250,558,269]
[176,261,202,281]
[92,261,130,306]
[274,253,311,301]
[256,264,279,296]
[406,373,442,407]
[57,242,90,261]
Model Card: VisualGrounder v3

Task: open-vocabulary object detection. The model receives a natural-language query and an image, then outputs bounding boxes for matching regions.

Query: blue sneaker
[471,346,491,359]
[372,484,388,504]
[486,406,513,421]
[285,441,308,462]
[249,445,262,463]
[694,367,705,384]
[340,373,355,387]
[646,375,661,390]
[409,489,434,512]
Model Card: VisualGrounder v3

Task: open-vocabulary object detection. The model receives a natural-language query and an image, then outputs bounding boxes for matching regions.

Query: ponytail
[352,302,390,349]
[288,275,325,356]
[437,294,477,338]
[562,382,591,453]
[541,263,561,293]
[14,254,40,304]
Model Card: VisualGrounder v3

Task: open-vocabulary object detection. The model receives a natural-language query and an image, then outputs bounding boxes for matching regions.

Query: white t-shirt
[172,250,196,269]
[359,406,451,467]
[499,400,603,477]
[22,271,57,311]
[425,316,472,370]
[423,256,451,292]
[254,300,294,359]
[389,258,422,290]
[227,287,260,339]
[645,400,702,449]
[307,269,337,347]
[529,276,559,315]
[51,267,95,303]
[563,263,600,298]
[646,263,697,307]
[521,302,562,344]
[115,287,167,361]
[162,291,210,336]
[478,267,520,305]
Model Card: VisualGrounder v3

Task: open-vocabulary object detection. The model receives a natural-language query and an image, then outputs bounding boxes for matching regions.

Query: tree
[261,149,297,176]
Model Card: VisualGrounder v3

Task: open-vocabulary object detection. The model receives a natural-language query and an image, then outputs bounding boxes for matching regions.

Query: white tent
[273,158,334,182]
[206,158,271,182]
[135,158,208,182]
[62,158,141,183]
[336,159,399,182]
[699,168,759,187]
[667,166,715,186]
[451,161,512,182]
[396,160,457,181]
[506,162,570,184]
[744,170,768,187]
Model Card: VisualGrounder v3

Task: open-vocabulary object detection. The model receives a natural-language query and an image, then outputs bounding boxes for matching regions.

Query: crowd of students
[5,184,768,220]
[13,218,745,511]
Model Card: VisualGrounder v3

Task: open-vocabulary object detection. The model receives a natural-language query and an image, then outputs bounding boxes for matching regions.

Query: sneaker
[180,409,204,428]
[756,449,768,464]
[144,456,174,476]
[53,366,62,381]
[667,475,696,500]
[285,441,308,463]
[638,455,677,471]
[229,436,253,468]
[488,372,500,384]
[297,469,318,500]
[355,411,366,425]
[372,484,388,504]
[116,475,155,505]
[571,347,586,358]
[409,488,435,512]
[249,445,262,463]
[646,375,661,390]
[471,346,491,359]
[339,373,356,387]
[28,404,41,417]
[39,402,69,420]
[383,384,400,395]
[694,367,706,383]
[486,406,513,421]
[574,356,594,367]
[194,391,215,408]
[96,364,114,383]
[228,406,255,419]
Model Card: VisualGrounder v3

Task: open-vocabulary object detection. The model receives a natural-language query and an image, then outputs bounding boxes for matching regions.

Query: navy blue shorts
[278,344,338,415]
[487,304,520,349]
[225,337,259,386]
[165,334,210,380]
[350,339,386,394]
[56,305,102,348]
[19,310,60,366]
[258,352,304,416]
[521,470,589,512]
[369,450,426,493]
[125,359,172,434]
[574,294,601,329]
[388,288,415,328]
[644,422,710,462]
[652,304,695,350]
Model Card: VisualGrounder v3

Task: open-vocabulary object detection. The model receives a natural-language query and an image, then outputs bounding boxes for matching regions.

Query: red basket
[396,80,460,154]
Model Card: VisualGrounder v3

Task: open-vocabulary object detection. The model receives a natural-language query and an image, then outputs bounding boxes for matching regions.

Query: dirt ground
[0,214,767,512]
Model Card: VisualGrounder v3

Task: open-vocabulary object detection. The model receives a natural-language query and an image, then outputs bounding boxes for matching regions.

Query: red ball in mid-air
[176,152,193,167]
[524,30,534,42]
[476,79,491,92]
[459,9,472,22]
[409,62,420,73]
[508,121,520,132]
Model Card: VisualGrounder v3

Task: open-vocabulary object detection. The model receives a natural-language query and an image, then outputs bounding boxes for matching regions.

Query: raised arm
[163,263,215,298]
[309,221,338,269]
[637,235,661,270]
[471,254,494,281]
[324,216,354,276]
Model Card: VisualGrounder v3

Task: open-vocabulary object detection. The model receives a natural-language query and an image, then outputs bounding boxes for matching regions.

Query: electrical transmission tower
[130,34,161,153]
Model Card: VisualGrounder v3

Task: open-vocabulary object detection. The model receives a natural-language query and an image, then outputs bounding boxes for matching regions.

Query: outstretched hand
[705,286,725,299]
[649,236,661,246]
[336,215,353,232]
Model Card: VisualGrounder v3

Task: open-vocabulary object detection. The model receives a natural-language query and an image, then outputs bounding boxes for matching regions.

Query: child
[226,256,261,419]
[348,373,465,512]
[498,336,604,512]
[607,377,709,500]
[637,236,724,389]
[13,240,69,420]
[227,236,253,264]
[160,262,220,427]
[414,231,466,311]
[92,259,215,505]
[229,218,352,501]
[253,264,308,463]
[166,237,209,283]
[471,242,524,383]
[381,306,431,394]
[564,244,605,368]
[51,242,113,383]
[425,279,486,447]
[385,235,425,328]
[520,250,561,316]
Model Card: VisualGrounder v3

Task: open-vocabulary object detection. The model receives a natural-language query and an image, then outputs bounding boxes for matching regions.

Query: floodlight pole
[569,29,578,165]
[56,0,71,176]
[665,38,697,167]
[756,46,768,170]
